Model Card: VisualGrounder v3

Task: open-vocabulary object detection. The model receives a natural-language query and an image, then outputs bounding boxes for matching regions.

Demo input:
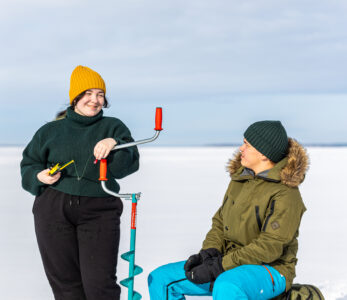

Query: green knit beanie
[244,121,288,163]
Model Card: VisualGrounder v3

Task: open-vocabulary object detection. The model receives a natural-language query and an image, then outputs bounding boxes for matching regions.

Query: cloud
[1,0,347,100]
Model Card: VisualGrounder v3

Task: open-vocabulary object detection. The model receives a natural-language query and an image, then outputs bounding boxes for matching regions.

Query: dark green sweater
[21,107,139,197]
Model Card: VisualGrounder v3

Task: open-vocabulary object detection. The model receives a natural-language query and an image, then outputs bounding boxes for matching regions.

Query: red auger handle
[154,107,163,131]
[131,202,137,229]
[99,159,108,181]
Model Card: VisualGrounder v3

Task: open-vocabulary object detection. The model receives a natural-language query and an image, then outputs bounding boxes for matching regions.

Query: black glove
[200,248,221,260]
[184,248,221,273]
[185,255,224,284]
[184,253,202,273]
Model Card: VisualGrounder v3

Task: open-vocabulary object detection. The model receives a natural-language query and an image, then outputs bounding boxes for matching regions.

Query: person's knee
[148,265,166,290]
[213,272,229,292]
[147,270,156,288]
[148,262,185,288]
[148,261,187,297]
[213,273,247,299]
[148,265,174,299]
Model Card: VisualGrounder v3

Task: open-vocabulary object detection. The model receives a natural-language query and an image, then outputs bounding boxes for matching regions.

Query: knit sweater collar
[65,106,103,127]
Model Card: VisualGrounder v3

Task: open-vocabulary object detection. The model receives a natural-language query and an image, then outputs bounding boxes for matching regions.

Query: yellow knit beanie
[69,65,106,104]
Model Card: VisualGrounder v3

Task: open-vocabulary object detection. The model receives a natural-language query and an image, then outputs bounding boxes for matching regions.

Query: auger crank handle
[111,107,163,151]
[154,107,163,131]
[98,159,108,181]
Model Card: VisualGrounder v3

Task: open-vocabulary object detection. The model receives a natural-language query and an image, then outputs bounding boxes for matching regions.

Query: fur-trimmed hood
[227,138,309,188]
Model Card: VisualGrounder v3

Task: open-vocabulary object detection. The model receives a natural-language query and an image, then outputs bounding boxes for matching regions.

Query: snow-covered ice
[0,146,346,300]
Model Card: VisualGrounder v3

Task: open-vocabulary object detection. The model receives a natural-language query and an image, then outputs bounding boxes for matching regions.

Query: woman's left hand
[94,138,117,160]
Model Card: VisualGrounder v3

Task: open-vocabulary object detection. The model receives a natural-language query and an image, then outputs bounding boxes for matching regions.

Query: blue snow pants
[148,261,286,300]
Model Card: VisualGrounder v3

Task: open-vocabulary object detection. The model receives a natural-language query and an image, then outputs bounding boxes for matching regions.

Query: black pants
[33,188,123,300]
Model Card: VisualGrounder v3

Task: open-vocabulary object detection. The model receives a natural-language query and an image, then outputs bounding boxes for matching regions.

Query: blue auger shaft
[119,194,142,300]
[128,194,137,300]
[120,193,142,300]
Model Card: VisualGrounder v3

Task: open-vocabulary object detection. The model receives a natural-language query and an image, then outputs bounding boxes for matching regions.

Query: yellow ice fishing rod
[49,160,75,176]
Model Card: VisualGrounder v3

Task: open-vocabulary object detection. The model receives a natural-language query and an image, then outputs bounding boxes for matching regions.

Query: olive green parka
[202,138,309,291]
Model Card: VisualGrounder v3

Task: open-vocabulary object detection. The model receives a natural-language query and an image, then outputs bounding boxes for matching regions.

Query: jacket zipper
[255,206,262,231]
[262,200,276,232]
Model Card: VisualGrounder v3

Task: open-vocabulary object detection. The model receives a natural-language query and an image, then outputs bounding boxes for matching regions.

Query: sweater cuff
[114,137,125,145]
[34,170,48,187]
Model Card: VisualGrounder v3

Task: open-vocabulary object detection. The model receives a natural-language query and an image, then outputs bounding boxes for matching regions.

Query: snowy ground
[0,146,346,300]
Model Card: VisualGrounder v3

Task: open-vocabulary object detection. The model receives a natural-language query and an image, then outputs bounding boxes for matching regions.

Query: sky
[1,0,347,146]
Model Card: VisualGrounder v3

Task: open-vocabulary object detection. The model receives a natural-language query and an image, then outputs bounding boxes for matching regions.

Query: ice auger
[98,107,163,300]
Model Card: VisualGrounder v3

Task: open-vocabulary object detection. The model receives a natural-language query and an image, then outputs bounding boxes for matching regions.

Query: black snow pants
[33,187,123,300]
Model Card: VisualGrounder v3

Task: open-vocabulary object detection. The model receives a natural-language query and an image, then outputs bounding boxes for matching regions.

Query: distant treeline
[1,143,347,148]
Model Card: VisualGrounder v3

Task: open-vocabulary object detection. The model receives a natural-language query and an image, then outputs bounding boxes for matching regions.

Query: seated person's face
[239,139,267,170]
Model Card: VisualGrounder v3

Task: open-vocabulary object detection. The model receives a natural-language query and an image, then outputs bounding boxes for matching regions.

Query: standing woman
[20,65,139,300]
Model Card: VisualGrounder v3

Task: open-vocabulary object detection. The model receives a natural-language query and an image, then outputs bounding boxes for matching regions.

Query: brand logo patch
[271,221,280,230]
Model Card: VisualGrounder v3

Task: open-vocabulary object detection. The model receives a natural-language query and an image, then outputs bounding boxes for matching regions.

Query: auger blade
[121,250,134,261]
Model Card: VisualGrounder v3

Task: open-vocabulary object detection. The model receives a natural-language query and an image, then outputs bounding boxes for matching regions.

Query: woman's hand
[37,169,61,185]
[94,138,117,160]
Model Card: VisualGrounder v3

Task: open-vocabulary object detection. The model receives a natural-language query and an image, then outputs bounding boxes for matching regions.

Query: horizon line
[2,143,347,148]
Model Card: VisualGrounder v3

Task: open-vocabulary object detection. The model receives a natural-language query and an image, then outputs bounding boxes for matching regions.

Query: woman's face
[239,138,264,170]
[74,89,105,117]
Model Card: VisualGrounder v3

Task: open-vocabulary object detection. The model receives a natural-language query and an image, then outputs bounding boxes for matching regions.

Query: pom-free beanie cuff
[69,65,106,104]
[244,121,288,163]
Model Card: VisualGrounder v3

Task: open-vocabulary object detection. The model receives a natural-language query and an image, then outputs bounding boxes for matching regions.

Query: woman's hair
[55,91,109,120]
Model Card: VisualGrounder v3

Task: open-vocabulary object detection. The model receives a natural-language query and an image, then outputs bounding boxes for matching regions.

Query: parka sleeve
[202,182,233,252]
[107,120,139,179]
[20,131,47,196]
[221,188,305,270]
